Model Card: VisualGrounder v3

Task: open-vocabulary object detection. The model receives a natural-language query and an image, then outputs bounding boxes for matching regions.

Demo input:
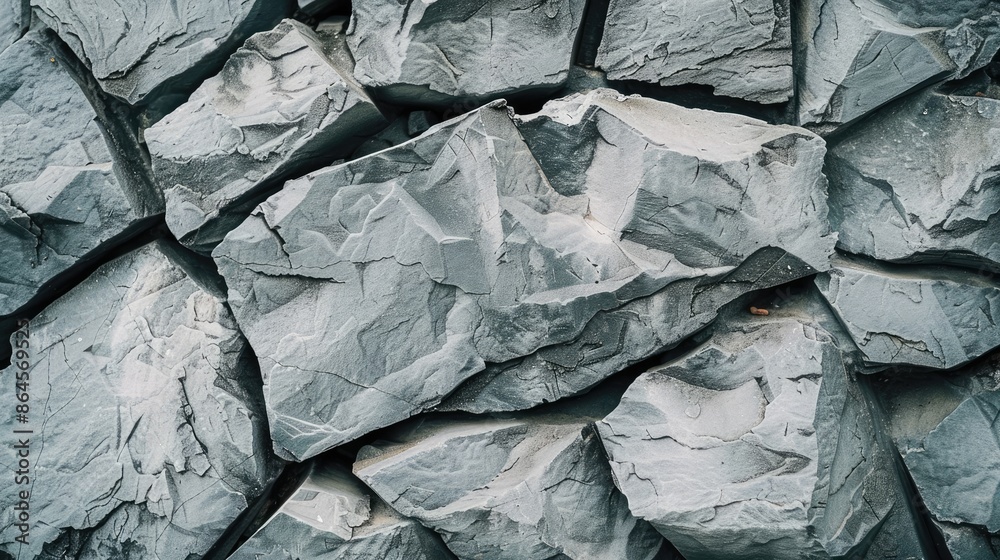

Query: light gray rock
[0,32,153,318]
[0,0,27,53]
[30,0,287,105]
[815,257,1000,370]
[596,0,793,104]
[0,240,280,559]
[597,302,894,559]
[827,88,1000,273]
[146,19,387,254]
[354,408,664,560]
[795,0,1000,129]
[230,461,454,560]
[214,90,835,459]
[346,0,587,106]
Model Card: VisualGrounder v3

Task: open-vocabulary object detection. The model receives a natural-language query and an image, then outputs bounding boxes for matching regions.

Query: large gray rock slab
[0,0,27,54]
[597,301,895,559]
[146,19,387,255]
[0,32,153,318]
[874,357,1000,558]
[0,240,281,559]
[230,461,454,560]
[816,257,1000,370]
[354,407,664,560]
[30,0,287,105]
[597,0,793,104]
[214,90,835,459]
[796,0,1000,129]
[346,0,587,106]
[827,88,1000,273]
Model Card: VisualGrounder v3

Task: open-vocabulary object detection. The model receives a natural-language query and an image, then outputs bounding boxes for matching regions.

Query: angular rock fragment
[230,461,454,560]
[598,297,894,559]
[0,33,155,318]
[597,0,793,104]
[0,240,281,559]
[146,19,387,254]
[816,257,1000,370]
[827,88,1000,273]
[215,90,835,459]
[0,0,27,53]
[31,0,287,105]
[874,356,1000,558]
[796,0,1000,128]
[347,0,587,106]
[354,407,664,560]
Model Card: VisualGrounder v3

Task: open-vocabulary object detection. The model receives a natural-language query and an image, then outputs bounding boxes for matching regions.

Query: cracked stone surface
[346,0,587,106]
[597,298,894,559]
[0,32,152,318]
[213,90,835,460]
[230,461,454,560]
[0,0,27,54]
[30,0,287,105]
[596,0,793,104]
[146,19,387,255]
[815,257,1000,370]
[827,87,1000,273]
[0,240,281,559]
[874,355,1000,558]
[796,0,1000,129]
[353,400,664,560]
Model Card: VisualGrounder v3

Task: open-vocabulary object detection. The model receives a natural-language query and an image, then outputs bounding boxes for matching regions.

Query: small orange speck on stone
[49,57,55,63]
[749,306,769,316]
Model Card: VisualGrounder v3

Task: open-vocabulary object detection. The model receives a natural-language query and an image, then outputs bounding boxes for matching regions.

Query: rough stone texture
[0,32,151,318]
[0,0,27,54]
[230,461,454,560]
[596,0,793,104]
[816,257,1000,370]
[0,240,280,559]
[796,0,1000,129]
[827,87,1000,272]
[214,90,835,460]
[30,0,287,105]
[146,19,387,254]
[597,296,895,559]
[354,404,664,560]
[874,354,1000,559]
[346,0,587,106]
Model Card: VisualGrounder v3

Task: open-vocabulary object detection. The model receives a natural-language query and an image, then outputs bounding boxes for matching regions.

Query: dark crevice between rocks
[857,373,954,560]
[574,0,611,68]
[294,0,352,26]
[605,78,795,125]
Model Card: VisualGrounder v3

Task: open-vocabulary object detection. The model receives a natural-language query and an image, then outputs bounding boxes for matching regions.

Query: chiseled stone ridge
[214,91,835,460]
[0,32,152,319]
[0,240,281,559]
[347,0,587,106]
[795,0,1000,129]
[354,405,665,560]
[598,302,894,559]
[30,0,287,104]
[815,256,1000,370]
[597,0,793,104]
[230,461,454,560]
[146,19,387,255]
[827,87,1000,273]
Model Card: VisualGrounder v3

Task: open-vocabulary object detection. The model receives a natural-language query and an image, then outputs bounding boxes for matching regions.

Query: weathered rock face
[214,90,835,460]
[597,0,793,104]
[354,406,664,560]
[597,300,894,559]
[146,19,387,254]
[0,240,280,559]
[346,0,587,106]
[230,462,454,560]
[874,355,1000,559]
[815,257,1000,370]
[795,0,1000,129]
[0,0,27,53]
[30,0,287,105]
[0,33,153,318]
[827,88,1000,272]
